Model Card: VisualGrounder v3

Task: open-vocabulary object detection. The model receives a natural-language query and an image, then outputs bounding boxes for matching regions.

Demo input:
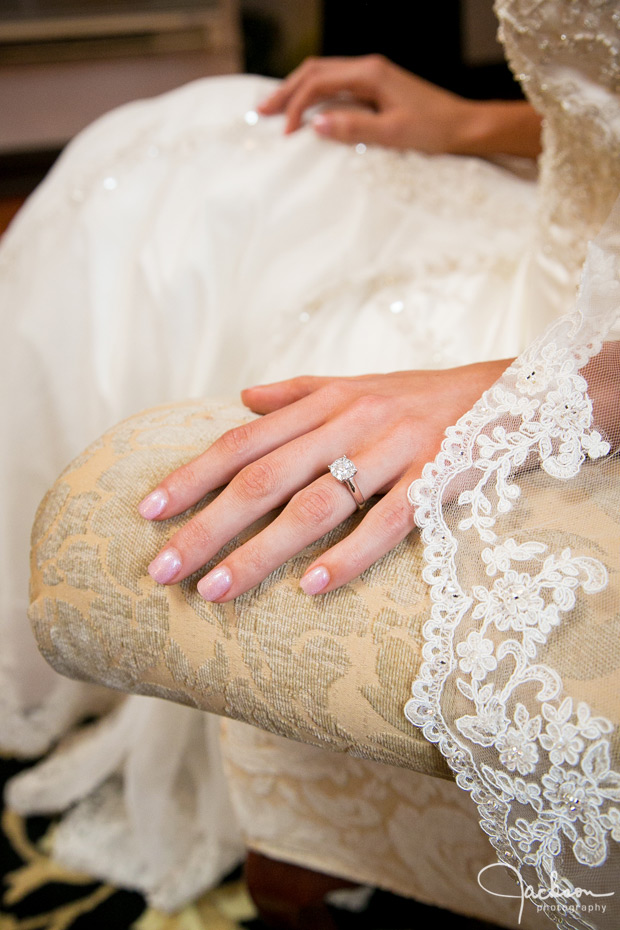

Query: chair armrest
[29,398,451,780]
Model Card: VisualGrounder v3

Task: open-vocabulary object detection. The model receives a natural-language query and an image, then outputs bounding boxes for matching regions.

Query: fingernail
[198,566,232,601]
[300,566,330,595]
[148,547,182,584]
[138,489,168,519]
[312,114,332,136]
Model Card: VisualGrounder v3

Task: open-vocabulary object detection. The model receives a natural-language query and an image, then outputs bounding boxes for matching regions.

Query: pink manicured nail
[138,489,168,519]
[148,547,182,584]
[312,114,332,135]
[300,566,330,595]
[198,566,232,601]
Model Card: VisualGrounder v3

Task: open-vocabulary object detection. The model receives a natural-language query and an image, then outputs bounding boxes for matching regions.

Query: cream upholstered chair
[29,397,450,783]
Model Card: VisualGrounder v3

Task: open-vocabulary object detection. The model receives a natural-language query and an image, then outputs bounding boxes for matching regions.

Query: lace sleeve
[406,199,620,930]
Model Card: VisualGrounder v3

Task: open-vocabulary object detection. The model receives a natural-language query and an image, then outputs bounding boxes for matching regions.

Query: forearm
[454,99,542,159]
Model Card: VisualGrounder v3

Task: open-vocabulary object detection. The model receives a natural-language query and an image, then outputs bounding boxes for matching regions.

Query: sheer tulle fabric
[407,202,620,930]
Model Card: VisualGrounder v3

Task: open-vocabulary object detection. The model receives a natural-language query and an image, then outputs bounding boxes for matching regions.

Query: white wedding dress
[1,0,619,927]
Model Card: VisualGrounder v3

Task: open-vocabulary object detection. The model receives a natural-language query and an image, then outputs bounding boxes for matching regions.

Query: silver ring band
[328,455,365,510]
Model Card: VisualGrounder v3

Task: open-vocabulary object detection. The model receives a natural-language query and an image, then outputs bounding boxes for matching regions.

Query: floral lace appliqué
[405,304,619,929]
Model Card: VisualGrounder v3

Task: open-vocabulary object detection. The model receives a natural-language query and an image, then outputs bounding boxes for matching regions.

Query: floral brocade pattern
[28,400,448,780]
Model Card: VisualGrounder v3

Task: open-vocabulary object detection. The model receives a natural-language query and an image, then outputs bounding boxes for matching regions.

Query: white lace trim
[405,227,620,930]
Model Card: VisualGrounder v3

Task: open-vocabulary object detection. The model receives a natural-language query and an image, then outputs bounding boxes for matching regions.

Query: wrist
[452,100,542,159]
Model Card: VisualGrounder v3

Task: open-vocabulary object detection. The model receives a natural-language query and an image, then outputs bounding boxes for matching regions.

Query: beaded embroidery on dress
[498,0,620,273]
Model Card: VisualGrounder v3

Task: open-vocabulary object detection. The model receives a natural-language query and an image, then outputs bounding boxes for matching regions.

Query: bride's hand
[257,54,477,153]
[138,362,511,601]
[258,55,542,158]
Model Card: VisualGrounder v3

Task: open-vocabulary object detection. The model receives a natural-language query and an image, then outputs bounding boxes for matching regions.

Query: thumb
[312,109,392,146]
[241,375,329,414]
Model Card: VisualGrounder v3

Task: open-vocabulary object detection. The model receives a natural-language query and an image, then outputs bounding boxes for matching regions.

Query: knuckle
[216,422,254,459]
[390,415,419,445]
[233,458,281,502]
[381,117,403,148]
[374,496,414,540]
[350,393,388,419]
[335,116,358,143]
[366,53,387,75]
[343,543,369,577]
[291,374,317,393]
[302,56,328,78]
[166,457,204,497]
[303,74,324,97]
[320,379,353,405]
[312,381,347,412]
[238,542,271,577]
[291,484,341,528]
[176,516,212,554]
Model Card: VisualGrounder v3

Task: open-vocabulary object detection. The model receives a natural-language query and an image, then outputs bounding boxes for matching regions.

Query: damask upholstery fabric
[220,719,553,929]
[28,399,449,780]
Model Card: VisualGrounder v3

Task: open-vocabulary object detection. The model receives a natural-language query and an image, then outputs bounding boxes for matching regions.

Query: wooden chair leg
[244,850,358,930]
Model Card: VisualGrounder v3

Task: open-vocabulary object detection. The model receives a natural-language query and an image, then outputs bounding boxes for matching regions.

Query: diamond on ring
[328,456,365,509]
[329,456,357,482]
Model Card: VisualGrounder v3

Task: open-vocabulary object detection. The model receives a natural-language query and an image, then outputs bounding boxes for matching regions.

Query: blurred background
[0,0,520,230]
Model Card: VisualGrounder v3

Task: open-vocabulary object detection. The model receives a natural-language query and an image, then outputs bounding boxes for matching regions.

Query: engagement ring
[328,456,365,509]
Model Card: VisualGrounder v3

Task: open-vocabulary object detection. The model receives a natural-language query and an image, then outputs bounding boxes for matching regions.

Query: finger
[297,405,452,595]
[283,74,375,134]
[257,57,325,115]
[138,381,353,522]
[312,110,399,147]
[256,85,287,115]
[194,417,419,601]
[148,397,392,584]
[299,472,417,596]
[145,430,335,585]
[146,393,396,584]
[241,375,337,414]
